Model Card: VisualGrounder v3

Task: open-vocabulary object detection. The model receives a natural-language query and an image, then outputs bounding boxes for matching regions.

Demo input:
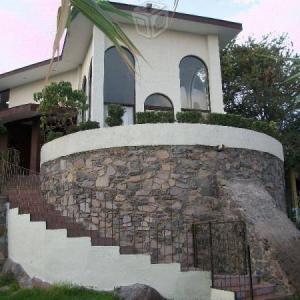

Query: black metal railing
[0,158,254,299]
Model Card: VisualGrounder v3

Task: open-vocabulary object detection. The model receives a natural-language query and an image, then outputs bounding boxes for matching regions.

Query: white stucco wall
[103,25,224,117]
[8,208,212,300]
[9,69,79,108]
[41,124,284,164]
[211,289,235,300]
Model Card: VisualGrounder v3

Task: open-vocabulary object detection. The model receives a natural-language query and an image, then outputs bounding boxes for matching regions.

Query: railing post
[209,222,215,288]
[247,245,254,300]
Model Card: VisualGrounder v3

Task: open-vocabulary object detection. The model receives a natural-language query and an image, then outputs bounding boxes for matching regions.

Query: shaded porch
[0,104,41,171]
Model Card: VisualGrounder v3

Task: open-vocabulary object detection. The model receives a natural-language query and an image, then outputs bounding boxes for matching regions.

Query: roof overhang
[111,2,242,48]
[0,2,242,91]
[0,104,40,124]
[0,13,93,91]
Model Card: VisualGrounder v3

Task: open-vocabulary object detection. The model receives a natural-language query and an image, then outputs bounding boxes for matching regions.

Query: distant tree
[221,34,300,171]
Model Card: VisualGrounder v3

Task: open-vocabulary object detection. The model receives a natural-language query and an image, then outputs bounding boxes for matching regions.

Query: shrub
[46,131,64,143]
[78,121,100,131]
[105,105,125,127]
[136,111,175,124]
[176,111,203,123]
[34,81,88,137]
[206,113,253,129]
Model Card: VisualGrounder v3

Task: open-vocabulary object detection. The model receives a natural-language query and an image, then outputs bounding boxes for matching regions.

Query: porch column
[30,118,41,172]
[207,35,224,113]
[91,26,105,127]
[0,133,8,153]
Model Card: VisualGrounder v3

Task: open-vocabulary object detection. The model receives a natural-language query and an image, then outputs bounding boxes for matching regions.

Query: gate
[192,221,254,300]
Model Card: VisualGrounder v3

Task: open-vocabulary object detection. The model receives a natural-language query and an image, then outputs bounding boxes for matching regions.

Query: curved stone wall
[41,145,285,224]
[40,127,289,291]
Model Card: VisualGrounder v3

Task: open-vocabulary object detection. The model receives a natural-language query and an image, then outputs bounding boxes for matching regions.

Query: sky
[0,0,299,74]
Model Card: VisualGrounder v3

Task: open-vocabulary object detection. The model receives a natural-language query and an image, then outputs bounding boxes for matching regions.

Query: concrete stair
[213,275,277,300]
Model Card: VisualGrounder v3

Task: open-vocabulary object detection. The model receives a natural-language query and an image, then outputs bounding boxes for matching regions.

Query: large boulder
[115,284,167,300]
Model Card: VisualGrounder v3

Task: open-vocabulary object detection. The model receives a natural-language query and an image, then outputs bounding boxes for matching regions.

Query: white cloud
[230,0,300,53]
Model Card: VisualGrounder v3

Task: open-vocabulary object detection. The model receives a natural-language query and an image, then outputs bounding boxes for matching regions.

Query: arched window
[104,47,135,125]
[144,94,173,111]
[81,76,87,122]
[88,60,93,120]
[179,56,210,111]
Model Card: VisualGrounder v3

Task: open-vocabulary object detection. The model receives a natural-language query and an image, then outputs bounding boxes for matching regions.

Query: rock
[96,175,109,188]
[115,284,166,300]
[2,259,32,289]
[156,150,169,160]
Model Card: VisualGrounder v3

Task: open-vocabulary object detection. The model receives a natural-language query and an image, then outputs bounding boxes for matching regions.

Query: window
[81,76,87,122]
[88,61,93,120]
[104,47,135,106]
[144,94,173,111]
[0,90,9,111]
[180,56,210,111]
[104,47,135,126]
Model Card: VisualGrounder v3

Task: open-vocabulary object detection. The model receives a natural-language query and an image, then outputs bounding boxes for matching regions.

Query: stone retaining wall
[41,146,286,278]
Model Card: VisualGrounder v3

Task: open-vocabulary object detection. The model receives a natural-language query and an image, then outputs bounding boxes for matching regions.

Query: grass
[0,283,119,300]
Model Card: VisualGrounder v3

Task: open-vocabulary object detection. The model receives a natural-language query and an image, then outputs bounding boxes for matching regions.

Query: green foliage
[78,121,100,131]
[0,284,119,300]
[0,121,7,135]
[34,81,87,138]
[0,273,20,292]
[46,131,64,143]
[221,34,300,169]
[105,105,125,127]
[136,111,175,124]
[176,111,203,123]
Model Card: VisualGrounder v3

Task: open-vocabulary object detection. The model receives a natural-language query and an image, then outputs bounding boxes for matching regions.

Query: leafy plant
[78,120,100,131]
[34,81,87,139]
[46,131,64,143]
[136,111,175,124]
[105,104,125,127]
[221,34,300,170]
[176,111,203,123]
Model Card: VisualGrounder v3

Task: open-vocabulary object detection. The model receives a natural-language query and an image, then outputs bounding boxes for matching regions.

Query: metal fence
[0,157,254,299]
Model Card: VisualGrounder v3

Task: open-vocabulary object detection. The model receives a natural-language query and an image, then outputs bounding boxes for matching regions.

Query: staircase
[214,275,278,300]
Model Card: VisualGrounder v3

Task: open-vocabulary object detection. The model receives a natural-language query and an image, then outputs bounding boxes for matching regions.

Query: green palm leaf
[48,0,180,79]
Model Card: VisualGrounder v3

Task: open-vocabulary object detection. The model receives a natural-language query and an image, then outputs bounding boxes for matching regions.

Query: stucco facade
[6,21,227,127]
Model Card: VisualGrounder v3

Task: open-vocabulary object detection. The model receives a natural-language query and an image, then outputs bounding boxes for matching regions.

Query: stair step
[230,284,276,299]
[214,275,259,288]
[67,228,91,238]
[91,237,116,246]
[120,246,138,255]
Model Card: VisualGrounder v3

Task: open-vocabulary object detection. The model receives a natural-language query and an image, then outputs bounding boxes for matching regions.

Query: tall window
[145,94,173,111]
[104,47,135,125]
[180,56,210,111]
[88,61,93,120]
[81,76,87,122]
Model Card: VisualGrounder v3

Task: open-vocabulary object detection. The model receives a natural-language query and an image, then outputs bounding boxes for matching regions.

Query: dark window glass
[0,90,9,111]
[88,62,92,120]
[104,47,135,106]
[81,76,87,122]
[145,94,173,111]
[180,56,210,111]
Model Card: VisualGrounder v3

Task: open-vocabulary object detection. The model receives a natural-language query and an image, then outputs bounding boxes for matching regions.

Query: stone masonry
[41,145,289,290]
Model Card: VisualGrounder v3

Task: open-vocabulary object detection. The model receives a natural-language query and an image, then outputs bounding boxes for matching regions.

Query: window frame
[144,93,174,112]
[179,55,211,113]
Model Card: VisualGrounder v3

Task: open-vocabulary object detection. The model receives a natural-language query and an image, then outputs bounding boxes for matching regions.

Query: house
[1,2,299,299]
[0,2,242,171]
